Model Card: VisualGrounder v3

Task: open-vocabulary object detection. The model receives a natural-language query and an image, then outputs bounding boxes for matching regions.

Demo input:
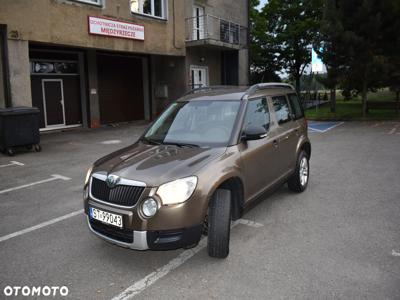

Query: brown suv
[83,83,311,258]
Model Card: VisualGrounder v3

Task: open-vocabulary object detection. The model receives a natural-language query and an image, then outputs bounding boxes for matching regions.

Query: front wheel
[207,189,231,258]
[288,151,309,192]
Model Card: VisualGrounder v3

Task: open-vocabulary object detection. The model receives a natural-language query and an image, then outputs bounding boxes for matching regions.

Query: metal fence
[185,14,247,48]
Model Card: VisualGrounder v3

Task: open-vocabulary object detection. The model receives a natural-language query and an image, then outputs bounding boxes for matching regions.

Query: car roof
[178,83,295,102]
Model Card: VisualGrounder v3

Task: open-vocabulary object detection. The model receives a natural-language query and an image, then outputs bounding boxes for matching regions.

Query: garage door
[97,54,144,124]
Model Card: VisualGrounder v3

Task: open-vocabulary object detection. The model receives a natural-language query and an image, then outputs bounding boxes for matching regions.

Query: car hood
[93,142,226,186]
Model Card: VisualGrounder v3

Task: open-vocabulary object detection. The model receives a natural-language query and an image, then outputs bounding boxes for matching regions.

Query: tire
[207,189,231,258]
[34,144,42,152]
[288,151,309,192]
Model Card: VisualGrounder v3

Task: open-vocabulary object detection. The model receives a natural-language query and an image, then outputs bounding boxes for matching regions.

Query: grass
[305,89,400,121]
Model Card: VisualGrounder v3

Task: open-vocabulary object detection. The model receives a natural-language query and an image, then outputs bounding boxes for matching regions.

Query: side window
[288,93,304,119]
[272,96,291,124]
[243,97,270,131]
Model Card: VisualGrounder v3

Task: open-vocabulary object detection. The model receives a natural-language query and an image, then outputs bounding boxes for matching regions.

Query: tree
[318,0,400,117]
[260,0,323,94]
[249,0,282,84]
[314,0,347,113]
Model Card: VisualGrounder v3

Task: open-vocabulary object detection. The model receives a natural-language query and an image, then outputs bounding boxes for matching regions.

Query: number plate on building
[90,207,123,228]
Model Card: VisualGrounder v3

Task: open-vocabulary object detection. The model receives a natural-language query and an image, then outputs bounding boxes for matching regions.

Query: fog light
[142,198,158,218]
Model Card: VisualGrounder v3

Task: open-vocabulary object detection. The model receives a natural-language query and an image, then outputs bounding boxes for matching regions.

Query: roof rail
[183,85,245,97]
[241,83,295,100]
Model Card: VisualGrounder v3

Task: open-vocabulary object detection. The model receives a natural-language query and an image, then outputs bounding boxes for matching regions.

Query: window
[287,93,304,119]
[30,61,78,75]
[244,98,270,131]
[272,96,291,124]
[74,0,102,6]
[144,100,241,147]
[131,0,167,19]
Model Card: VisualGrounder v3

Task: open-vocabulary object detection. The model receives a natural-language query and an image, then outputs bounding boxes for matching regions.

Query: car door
[271,95,299,174]
[239,97,280,202]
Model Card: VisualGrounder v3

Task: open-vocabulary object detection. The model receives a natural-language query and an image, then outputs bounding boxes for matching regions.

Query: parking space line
[392,250,400,257]
[0,161,25,168]
[100,140,122,145]
[112,218,264,300]
[0,209,83,243]
[0,174,71,195]
[308,121,344,133]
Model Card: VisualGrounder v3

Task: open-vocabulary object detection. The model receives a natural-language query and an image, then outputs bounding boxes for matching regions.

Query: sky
[257,0,268,10]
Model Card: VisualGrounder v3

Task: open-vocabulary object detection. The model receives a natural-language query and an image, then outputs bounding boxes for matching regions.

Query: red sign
[88,16,144,41]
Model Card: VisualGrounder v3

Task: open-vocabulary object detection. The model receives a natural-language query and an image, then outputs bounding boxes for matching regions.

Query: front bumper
[87,216,202,250]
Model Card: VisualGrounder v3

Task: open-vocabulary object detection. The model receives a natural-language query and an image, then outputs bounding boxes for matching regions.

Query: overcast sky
[257,0,268,10]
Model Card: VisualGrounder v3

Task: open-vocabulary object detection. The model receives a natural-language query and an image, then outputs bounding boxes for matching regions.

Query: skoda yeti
[84,83,311,258]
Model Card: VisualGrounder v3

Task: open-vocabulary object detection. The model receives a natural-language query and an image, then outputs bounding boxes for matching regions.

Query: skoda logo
[106,174,120,189]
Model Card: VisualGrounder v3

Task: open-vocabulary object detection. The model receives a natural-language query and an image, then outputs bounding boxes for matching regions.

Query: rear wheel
[288,151,309,192]
[207,189,231,258]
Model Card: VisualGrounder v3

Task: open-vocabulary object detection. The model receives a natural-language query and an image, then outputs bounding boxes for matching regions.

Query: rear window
[287,93,304,119]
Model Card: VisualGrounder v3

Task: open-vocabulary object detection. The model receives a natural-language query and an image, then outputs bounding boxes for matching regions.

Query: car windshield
[143,100,241,147]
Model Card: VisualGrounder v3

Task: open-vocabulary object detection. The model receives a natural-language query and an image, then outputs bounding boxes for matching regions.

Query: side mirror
[242,126,268,141]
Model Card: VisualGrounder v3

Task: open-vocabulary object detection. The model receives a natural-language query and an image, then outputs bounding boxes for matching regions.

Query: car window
[243,97,270,131]
[272,96,291,124]
[144,100,241,147]
[287,93,304,119]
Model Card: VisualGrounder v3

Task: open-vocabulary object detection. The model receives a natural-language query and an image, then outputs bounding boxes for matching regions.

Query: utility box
[0,106,41,156]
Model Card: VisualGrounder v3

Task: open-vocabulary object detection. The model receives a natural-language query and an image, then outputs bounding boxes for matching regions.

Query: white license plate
[90,207,123,228]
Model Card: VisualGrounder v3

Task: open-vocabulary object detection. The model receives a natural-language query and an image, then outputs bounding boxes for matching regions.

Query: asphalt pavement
[0,121,399,299]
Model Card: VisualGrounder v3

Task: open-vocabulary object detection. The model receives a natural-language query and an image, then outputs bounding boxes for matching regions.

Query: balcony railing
[185,14,247,48]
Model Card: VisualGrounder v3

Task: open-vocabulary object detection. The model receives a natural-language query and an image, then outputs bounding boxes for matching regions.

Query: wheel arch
[208,176,245,221]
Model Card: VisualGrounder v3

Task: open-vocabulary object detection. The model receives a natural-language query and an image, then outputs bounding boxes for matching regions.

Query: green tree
[260,0,323,94]
[319,0,400,117]
[249,0,281,84]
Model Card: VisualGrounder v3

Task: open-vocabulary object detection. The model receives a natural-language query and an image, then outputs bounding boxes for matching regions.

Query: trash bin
[0,106,41,156]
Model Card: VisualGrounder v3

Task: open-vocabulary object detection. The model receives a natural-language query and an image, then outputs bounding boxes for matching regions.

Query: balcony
[185,14,247,50]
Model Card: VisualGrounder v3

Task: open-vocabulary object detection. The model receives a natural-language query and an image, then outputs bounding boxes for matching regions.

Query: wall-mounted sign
[88,16,144,41]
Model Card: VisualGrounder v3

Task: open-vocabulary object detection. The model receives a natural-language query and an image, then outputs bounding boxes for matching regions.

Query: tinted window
[243,97,270,131]
[272,96,291,124]
[288,93,304,119]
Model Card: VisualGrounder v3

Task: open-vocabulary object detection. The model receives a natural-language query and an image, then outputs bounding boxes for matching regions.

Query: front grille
[91,177,144,207]
[90,219,133,243]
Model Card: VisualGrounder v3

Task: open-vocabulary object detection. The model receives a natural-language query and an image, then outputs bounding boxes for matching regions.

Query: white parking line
[100,140,122,145]
[0,174,71,195]
[0,161,25,168]
[392,250,400,257]
[388,128,396,135]
[112,218,264,300]
[0,209,83,243]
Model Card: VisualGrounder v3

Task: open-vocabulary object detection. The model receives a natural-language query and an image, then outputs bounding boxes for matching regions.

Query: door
[239,97,280,202]
[41,79,65,127]
[97,54,144,124]
[191,66,208,89]
[271,95,298,174]
[193,5,205,40]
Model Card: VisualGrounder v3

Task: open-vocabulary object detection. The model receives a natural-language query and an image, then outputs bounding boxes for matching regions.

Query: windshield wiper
[141,137,162,145]
[163,142,200,148]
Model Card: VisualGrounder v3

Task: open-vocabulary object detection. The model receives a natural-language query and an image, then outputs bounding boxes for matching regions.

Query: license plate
[90,207,123,228]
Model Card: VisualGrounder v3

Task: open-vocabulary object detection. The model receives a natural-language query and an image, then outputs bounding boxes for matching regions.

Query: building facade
[0,0,248,130]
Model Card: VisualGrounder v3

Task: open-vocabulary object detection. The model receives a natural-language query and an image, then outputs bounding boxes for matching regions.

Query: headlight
[84,166,93,186]
[156,176,197,205]
[141,198,158,217]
